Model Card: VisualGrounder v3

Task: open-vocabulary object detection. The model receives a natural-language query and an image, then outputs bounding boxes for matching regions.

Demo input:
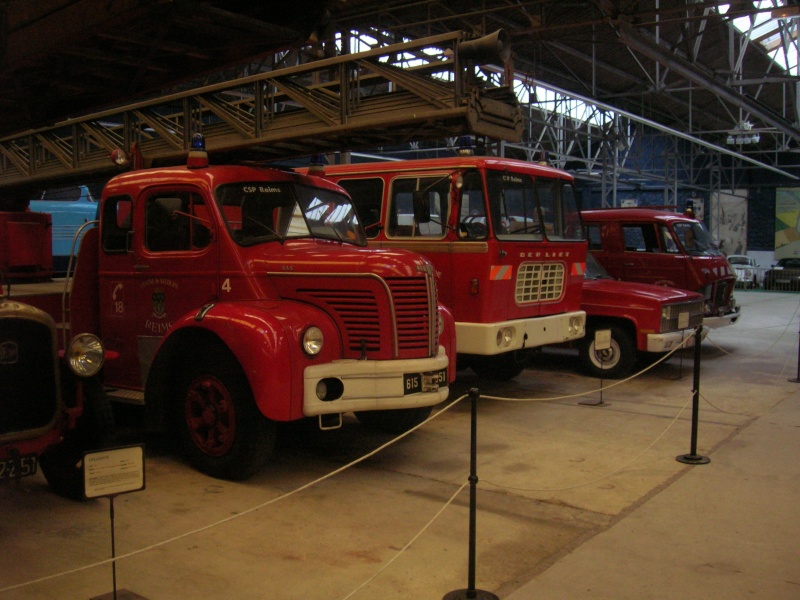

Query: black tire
[39,379,115,500]
[470,351,530,381]
[578,325,637,379]
[355,406,432,434]
[175,350,275,481]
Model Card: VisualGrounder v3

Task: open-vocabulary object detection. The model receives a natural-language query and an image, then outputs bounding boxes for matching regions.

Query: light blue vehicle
[29,184,99,274]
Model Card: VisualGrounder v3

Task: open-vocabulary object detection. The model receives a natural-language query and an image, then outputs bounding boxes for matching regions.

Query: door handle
[133,264,150,271]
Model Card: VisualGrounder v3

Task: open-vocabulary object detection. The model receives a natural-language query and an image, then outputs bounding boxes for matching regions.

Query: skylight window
[722,1,798,72]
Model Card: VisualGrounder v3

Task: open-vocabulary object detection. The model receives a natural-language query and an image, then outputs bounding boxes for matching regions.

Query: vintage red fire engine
[307,155,587,381]
[10,139,456,481]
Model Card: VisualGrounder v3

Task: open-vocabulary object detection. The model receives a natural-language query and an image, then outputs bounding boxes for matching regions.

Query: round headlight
[303,326,324,355]
[437,309,445,337]
[496,327,514,348]
[67,333,105,377]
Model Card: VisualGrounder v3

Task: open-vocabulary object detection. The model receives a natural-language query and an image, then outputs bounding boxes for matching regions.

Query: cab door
[98,187,218,390]
[605,221,687,288]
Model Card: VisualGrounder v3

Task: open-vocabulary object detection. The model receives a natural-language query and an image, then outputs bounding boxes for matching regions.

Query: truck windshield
[672,221,722,256]
[485,170,584,242]
[215,182,365,246]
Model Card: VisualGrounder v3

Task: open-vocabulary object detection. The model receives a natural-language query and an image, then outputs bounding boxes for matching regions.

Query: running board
[106,388,145,405]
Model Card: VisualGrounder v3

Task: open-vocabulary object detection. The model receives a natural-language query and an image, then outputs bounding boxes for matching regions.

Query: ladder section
[0,31,522,189]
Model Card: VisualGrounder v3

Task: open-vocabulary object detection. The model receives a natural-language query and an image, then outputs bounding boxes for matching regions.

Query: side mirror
[413,190,431,224]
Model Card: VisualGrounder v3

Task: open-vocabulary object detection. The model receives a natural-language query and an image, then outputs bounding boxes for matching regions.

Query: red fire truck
[306,156,587,380]
[10,141,456,481]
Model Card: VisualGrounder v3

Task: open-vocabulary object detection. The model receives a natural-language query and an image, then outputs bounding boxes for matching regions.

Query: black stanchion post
[677,325,710,465]
[443,388,498,600]
[788,319,800,383]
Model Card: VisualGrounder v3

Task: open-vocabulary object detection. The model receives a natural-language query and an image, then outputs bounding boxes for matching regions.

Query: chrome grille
[515,262,565,303]
[0,317,59,435]
[386,276,433,353]
[301,289,381,352]
[661,300,705,332]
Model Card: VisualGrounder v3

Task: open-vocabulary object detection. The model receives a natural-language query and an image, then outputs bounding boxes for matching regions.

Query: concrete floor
[1,291,798,600]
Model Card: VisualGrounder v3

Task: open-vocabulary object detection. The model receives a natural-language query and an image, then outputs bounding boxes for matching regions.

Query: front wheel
[578,325,637,379]
[355,406,432,434]
[470,350,531,381]
[176,351,275,481]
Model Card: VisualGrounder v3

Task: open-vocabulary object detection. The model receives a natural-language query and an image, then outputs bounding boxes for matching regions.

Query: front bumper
[302,346,450,417]
[455,311,586,355]
[704,306,741,329]
[646,328,707,353]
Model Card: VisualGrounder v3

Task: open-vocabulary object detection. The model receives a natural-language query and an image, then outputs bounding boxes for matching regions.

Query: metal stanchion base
[676,453,710,465]
[90,589,149,600]
[788,378,800,383]
[579,398,609,407]
[443,589,500,600]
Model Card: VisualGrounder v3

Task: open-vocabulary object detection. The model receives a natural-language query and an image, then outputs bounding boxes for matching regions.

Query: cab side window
[388,176,449,238]
[622,224,659,252]
[660,224,679,253]
[458,171,487,240]
[145,192,210,252]
[338,177,384,239]
[102,195,133,253]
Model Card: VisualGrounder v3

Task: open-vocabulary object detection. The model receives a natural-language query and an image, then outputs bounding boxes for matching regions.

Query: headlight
[496,327,514,348]
[437,309,445,338]
[303,326,324,355]
[67,333,105,377]
[569,314,584,336]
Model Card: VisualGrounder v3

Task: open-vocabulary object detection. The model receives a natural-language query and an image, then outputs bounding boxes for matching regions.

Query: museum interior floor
[1,291,798,600]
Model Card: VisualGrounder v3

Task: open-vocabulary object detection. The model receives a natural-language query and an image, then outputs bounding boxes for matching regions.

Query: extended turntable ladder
[0,31,522,190]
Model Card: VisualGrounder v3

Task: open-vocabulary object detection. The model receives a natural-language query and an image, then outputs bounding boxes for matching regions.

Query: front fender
[438,303,457,383]
[153,301,341,422]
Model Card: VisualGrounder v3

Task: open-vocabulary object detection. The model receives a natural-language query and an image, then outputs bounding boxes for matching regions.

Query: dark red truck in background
[582,208,739,329]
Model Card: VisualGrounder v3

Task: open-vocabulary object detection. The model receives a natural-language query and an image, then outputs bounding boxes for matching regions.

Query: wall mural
[775,188,800,259]
[711,190,747,256]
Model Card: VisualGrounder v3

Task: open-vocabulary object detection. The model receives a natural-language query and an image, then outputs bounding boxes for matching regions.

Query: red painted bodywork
[10,161,455,424]
[582,208,739,324]
[306,156,588,353]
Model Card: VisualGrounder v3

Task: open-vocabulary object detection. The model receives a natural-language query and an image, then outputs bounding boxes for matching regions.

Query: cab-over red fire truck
[307,155,587,381]
[11,140,456,481]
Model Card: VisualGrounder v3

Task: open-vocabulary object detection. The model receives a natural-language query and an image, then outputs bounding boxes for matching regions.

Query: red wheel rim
[184,375,236,457]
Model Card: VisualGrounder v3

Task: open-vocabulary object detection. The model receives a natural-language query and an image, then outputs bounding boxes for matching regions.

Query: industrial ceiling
[2,0,799,190]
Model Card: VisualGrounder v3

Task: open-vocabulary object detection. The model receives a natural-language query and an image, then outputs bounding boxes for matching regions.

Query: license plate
[0,454,38,481]
[403,368,448,395]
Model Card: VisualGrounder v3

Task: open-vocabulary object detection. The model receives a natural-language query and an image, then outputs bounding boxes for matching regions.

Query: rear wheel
[579,325,636,379]
[176,350,274,481]
[39,379,115,500]
[355,406,432,434]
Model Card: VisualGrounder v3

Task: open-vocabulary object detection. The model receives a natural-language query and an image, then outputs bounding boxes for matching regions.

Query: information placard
[83,445,146,499]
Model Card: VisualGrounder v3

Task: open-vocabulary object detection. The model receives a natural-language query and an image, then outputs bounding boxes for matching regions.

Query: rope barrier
[481,393,693,493]
[340,481,470,600]
[481,333,695,404]
[4,302,798,596]
[0,394,469,594]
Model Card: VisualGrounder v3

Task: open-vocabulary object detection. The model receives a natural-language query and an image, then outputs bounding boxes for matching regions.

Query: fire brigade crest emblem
[152,289,167,319]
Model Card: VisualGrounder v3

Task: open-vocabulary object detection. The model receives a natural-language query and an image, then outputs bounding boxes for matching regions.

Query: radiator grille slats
[299,275,433,356]
[387,277,432,351]
[515,262,565,303]
[0,319,59,434]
